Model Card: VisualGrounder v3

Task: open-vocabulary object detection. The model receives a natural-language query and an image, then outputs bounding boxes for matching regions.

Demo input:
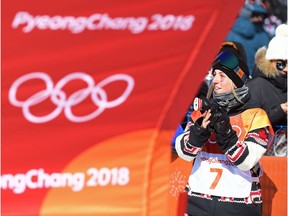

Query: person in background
[226,1,270,77]
[262,0,287,38]
[248,23,288,155]
[175,41,273,216]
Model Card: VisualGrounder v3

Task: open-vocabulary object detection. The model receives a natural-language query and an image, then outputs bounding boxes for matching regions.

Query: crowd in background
[226,0,287,77]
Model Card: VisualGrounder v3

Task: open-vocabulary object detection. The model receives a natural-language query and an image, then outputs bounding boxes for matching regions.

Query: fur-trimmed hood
[254,46,280,78]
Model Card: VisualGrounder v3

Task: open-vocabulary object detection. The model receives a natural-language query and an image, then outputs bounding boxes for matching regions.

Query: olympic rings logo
[9,72,135,123]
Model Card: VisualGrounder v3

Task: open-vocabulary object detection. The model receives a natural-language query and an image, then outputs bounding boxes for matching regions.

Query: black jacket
[247,46,287,130]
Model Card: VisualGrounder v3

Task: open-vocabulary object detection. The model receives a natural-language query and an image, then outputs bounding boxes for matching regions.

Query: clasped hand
[200,109,231,134]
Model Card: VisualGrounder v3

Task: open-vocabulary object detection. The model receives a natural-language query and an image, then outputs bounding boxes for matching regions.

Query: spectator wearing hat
[175,41,273,216]
[225,2,270,77]
[248,23,288,155]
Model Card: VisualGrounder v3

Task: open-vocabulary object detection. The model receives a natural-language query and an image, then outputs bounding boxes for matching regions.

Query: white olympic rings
[9,72,134,123]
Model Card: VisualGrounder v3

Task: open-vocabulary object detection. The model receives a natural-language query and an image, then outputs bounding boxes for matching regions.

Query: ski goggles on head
[212,51,245,87]
[213,51,239,72]
[275,60,287,71]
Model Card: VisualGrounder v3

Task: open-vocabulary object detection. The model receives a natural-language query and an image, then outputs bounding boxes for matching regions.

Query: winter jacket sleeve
[224,127,270,171]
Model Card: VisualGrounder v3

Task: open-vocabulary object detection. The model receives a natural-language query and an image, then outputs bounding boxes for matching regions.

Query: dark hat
[240,3,267,19]
[211,41,250,87]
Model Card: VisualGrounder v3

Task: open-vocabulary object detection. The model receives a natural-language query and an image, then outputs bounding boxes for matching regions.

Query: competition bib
[189,152,252,198]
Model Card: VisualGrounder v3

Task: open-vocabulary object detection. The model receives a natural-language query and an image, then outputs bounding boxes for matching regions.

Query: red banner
[1,1,244,215]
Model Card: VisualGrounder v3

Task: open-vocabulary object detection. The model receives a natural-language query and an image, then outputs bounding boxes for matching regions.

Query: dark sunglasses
[276,60,287,71]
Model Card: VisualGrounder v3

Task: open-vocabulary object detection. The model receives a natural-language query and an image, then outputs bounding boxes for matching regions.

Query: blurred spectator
[225,2,270,77]
[262,0,286,38]
[264,14,283,38]
[248,0,287,24]
[263,0,287,23]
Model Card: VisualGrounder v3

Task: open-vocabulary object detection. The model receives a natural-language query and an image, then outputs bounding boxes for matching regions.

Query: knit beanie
[266,24,288,60]
[211,41,250,87]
